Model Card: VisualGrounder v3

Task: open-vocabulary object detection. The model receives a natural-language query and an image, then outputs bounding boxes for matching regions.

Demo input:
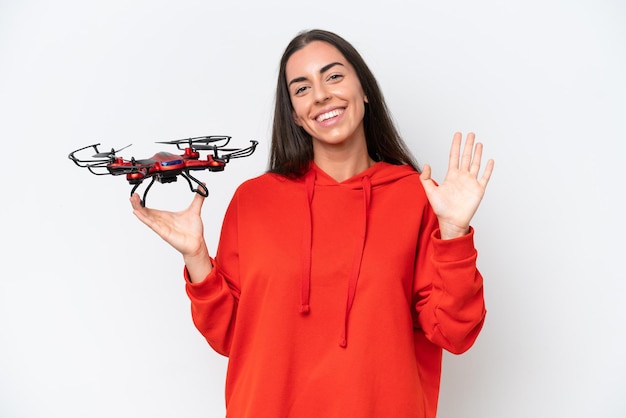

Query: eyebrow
[287,61,345,87]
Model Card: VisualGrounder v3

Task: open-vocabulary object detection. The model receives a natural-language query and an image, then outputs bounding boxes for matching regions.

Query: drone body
[69,136,258,206]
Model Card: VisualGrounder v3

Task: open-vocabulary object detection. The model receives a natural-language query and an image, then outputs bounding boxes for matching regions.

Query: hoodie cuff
[431,227,477,262]
[184,257,219,294]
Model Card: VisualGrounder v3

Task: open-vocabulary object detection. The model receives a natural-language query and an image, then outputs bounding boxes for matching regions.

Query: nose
[313,83,331,103]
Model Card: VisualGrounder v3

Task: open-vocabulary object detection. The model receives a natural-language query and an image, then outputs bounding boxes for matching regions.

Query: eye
[327,73,344,82]
[294,85,308,95]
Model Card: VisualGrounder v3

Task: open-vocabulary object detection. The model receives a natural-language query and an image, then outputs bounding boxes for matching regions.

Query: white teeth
[316,109,343,122]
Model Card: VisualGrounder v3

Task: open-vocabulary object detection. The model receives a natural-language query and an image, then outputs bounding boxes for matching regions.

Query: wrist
[183,244,213,283]
[438,222,470,240]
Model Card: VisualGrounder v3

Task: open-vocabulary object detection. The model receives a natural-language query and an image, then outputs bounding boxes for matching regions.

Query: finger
[133,206,168,238]
[420,163,432,181]
[448,132,462,170]
[469,142,484,177]
[188,189,206,215]
[479,158,495,187]
[130,194,156,226]
[460,132,475,171]
[130,193,144,211]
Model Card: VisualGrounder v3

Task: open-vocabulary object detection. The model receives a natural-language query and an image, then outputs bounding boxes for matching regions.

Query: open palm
[130,192,207,258]
[420,132,494,240]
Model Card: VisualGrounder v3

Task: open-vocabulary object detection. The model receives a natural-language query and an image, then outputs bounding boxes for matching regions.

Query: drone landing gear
[181,171,209,198]
[130,178,156,207]
[130,170,209,207]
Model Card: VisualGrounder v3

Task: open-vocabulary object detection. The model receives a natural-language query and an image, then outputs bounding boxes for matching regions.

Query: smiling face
[286,41,369,156]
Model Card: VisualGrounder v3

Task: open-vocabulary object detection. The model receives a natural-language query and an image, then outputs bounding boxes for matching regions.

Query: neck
[313,147,375,182]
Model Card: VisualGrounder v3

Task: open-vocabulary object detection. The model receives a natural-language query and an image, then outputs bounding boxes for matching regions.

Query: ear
[364,95,369,103]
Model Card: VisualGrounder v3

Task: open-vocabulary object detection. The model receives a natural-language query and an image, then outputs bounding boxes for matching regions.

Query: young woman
[131,29,494,418]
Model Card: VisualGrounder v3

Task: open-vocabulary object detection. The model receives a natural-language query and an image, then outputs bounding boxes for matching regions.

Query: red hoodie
[185,162,486,418]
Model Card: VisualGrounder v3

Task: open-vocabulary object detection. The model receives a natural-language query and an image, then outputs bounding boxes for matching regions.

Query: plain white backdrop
[1,0,624,417]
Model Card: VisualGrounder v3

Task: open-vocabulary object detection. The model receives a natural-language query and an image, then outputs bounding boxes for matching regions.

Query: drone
[69,135,258,206]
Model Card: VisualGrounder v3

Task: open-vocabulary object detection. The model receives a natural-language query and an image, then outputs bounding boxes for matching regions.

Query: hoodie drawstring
[300,170,372,348]
[299,170,316,314]
[339,175,371,347]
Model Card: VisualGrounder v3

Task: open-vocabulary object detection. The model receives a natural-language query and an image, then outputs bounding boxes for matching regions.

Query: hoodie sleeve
[184,192,242,357]
[413,205,486,355]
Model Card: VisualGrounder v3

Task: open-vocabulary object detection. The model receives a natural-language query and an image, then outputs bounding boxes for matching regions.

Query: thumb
[419,164,436,195]
[420,164,432,181]
[188,189,207,214]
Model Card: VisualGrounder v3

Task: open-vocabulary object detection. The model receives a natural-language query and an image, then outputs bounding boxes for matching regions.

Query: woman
[131,29,494,418]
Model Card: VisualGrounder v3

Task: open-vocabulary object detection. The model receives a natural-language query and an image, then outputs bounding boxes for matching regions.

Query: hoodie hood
[299,162,417,347]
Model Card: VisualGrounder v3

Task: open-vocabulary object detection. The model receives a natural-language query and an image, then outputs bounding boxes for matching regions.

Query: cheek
[354,99,366,120]
[291,102,308,127]
[292,110,301,126]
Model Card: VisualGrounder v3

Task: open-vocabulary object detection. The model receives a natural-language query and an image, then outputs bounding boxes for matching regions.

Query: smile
[316,109,344,123]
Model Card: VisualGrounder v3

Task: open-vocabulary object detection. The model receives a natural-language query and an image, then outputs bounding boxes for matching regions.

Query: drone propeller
[157,135,232,150]
[92,143,132,158]
[157,135,231,145]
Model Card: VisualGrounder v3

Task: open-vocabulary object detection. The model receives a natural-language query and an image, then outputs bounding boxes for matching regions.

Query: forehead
[285,41,350,78]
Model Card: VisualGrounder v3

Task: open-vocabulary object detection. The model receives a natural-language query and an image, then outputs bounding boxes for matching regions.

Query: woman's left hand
[420,132,494,240]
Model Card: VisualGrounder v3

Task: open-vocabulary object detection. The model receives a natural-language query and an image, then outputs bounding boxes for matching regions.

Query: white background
[1,0,624,417]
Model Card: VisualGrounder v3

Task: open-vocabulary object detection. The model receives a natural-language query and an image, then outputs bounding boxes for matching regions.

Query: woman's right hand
[130,192,213,282]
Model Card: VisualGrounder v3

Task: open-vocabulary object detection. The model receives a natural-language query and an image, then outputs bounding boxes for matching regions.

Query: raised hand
[130,191,213,282]
[419,132,494,240]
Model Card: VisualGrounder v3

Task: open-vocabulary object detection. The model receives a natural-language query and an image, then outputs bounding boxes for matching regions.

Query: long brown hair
[269,29,420,177]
